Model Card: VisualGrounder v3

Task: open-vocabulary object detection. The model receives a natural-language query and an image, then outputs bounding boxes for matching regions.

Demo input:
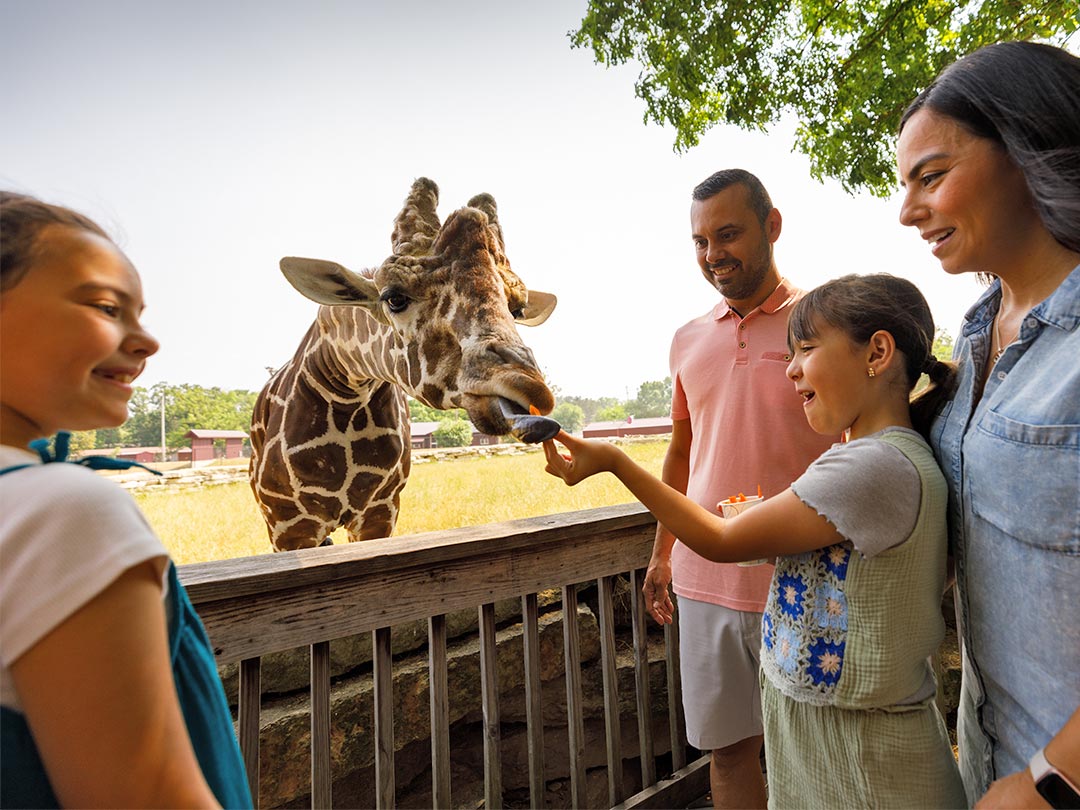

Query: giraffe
[249,177,558,551]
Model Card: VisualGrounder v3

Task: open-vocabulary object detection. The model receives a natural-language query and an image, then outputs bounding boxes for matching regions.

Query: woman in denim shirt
[897,42,1080,809]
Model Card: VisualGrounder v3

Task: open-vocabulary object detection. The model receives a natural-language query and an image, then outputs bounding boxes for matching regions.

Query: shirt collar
[962,262,1080,337]
[713,277,799,320]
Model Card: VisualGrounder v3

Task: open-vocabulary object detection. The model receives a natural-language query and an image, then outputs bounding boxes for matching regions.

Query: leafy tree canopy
[433,418,474,447]
[551,402,586,433]
[571,1,1078,195]
[597,403,629,422]
[408,398,467,423]
[628,377,672,418]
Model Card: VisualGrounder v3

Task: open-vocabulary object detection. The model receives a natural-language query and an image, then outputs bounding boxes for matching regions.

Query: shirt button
[739,341,746,348]
[739,323,746,330]
[997,370,1007,381]
[1025,318,1037,329]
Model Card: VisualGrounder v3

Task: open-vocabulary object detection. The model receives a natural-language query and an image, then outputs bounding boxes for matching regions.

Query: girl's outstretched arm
[10,561,221,809]
[543,431,843,562]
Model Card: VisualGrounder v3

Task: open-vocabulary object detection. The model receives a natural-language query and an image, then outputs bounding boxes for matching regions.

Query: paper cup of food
[718,493,768,566]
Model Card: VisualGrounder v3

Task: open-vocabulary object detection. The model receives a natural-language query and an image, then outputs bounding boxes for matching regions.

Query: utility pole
[160,388,166,463]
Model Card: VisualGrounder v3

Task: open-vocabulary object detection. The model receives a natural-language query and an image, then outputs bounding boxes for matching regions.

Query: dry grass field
[136,440,668,564]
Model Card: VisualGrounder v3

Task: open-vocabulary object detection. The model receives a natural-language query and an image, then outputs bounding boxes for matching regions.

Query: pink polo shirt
[668,279,838,612]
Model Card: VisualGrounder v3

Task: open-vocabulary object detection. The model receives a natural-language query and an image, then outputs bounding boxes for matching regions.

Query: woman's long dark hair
[788,274,957,440]
[900,41,1080,254]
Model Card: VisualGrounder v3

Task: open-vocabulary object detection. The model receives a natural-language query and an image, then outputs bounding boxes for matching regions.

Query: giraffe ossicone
[249,177,559,551]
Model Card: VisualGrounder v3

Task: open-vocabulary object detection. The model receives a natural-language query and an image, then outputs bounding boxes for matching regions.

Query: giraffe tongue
[497,397,560,444]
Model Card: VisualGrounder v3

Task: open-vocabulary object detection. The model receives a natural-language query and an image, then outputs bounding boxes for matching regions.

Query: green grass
[135,440,668,564]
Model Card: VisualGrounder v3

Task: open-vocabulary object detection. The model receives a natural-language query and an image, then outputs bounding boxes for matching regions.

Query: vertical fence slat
[598,575,625,805]
[239,656,261,808]
[373,627,395,810]
[630,568,657,787]
[562,584,587,809]
[664,600,687,771]
[479,602,504,809]
[310,641,331,809]
[522,593,546,809]
[428,614,452,809]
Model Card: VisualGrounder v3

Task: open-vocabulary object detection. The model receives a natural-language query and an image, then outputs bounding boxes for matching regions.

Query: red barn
[185,429,248,462]
[581,416,673,439]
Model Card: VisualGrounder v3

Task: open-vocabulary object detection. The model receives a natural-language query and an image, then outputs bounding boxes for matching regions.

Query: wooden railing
[179,503,710,809]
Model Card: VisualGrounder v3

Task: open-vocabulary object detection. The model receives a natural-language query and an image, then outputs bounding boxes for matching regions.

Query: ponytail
[910,357,958,440]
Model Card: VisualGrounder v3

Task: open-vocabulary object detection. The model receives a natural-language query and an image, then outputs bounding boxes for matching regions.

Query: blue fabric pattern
[806,637,845,687]
[820,544,850,578]
[775,573,808,619]
[813,584,847,631]
[762,541,852,699]
[774,624,801,675]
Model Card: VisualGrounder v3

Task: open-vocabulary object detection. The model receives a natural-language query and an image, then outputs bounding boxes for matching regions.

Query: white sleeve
[0,463,168,668]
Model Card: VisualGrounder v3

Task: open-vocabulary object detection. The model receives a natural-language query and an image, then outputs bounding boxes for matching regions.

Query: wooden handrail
[178,504,709,809]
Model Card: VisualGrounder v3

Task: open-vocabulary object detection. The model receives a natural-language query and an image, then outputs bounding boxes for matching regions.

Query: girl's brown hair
[788,273,957,440]
[1,192,112,292]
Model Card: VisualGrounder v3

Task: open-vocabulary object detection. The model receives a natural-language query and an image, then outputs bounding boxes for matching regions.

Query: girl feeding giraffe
[542,273,966,808]
[0,192,251,808]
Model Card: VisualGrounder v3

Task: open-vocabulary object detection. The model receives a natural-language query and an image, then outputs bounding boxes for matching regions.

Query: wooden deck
[180,503,709,808]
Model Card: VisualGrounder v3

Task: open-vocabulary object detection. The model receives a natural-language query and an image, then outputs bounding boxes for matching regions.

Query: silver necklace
[993,314,1017,364]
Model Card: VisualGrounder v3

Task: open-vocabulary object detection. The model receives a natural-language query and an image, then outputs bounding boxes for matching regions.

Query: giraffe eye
[510,307,525,320]
[381,291,410,313]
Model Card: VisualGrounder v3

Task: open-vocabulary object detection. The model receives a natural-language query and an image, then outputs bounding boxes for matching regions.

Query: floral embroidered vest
[760,431,949,709]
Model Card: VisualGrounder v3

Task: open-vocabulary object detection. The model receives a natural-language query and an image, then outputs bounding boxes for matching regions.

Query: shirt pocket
[968,409,1080,552]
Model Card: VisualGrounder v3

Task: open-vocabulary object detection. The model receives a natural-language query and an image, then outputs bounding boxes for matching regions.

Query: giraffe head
[278,177,556,437]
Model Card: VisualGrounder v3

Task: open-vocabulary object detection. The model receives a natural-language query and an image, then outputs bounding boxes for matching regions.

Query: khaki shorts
[677,596,763,750]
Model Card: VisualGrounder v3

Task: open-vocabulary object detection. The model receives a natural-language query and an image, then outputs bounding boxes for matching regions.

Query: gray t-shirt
[791,427,923,559]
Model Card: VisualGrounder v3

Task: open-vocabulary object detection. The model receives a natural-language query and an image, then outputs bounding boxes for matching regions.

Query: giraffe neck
[303,305,416,401]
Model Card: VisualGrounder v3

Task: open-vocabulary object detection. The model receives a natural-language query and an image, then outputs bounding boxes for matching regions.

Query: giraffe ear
[517,290,557,326]
[279,257,387,321]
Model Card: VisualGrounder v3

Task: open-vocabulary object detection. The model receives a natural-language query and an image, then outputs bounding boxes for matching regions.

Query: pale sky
[2,0,988,401]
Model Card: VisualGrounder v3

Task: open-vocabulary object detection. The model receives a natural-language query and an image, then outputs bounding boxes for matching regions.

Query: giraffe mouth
[497,397,560,444]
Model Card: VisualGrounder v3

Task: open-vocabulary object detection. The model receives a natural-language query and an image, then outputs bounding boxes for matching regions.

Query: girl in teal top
[0,192,251,808]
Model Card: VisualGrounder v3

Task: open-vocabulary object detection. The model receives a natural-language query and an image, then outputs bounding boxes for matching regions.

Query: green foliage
[67,430,98,453]
[571,1,1078,195]
[628,377,672,418]
[124,383,258,449]
[94,426,124,448]
[551,402,586,434]
[408,398,467,423]
[933,328,955,361]
[433,418,474,447]
[597,403,628,422]
[557,395,622,425]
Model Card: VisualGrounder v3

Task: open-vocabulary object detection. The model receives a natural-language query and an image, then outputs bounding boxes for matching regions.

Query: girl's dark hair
[900,41,1080,254]
[0,192,112,292]
[788,274,957,440]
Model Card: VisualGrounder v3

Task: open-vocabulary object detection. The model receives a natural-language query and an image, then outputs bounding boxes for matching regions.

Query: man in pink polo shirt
[643,169,837,808]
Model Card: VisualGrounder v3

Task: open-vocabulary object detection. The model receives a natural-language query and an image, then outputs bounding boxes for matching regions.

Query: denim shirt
[930,264,1080,804]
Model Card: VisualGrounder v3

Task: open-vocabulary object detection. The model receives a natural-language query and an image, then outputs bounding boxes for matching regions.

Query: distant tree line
[69,383,258,453]
[68,338,956,454]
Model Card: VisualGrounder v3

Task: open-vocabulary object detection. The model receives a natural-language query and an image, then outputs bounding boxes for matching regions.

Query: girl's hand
[542,430,620,485]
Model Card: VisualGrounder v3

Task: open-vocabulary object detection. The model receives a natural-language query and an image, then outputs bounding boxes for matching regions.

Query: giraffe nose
[486,340,539,371]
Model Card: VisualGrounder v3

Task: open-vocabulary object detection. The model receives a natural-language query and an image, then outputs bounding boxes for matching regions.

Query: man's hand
[643,554,675,625]
[976,769,1048,809]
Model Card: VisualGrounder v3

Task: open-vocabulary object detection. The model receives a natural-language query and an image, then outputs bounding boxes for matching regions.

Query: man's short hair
[692,169,773,226]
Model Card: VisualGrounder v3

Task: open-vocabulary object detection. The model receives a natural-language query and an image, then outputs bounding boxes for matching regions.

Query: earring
[867,367,876,378]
